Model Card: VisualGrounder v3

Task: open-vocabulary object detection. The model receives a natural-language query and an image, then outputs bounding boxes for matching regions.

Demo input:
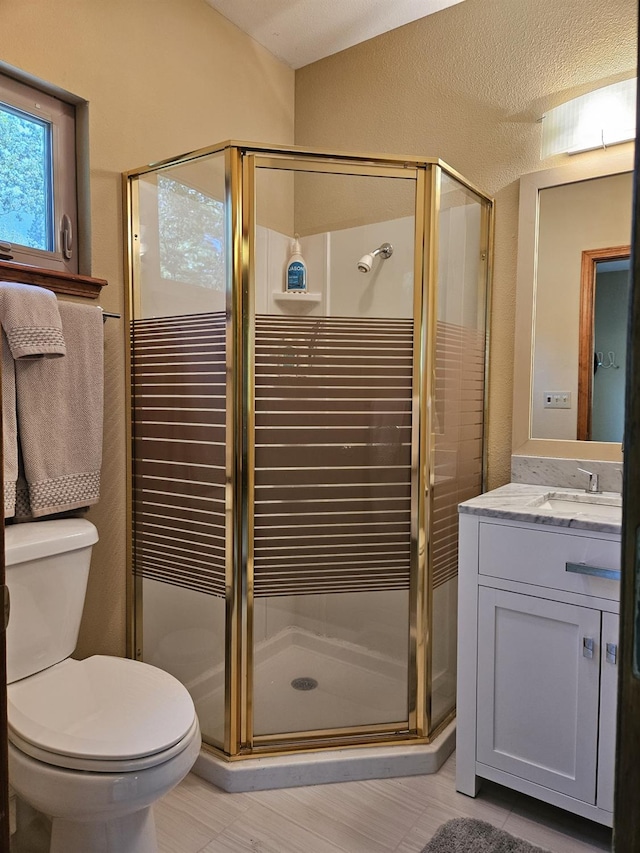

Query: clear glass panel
[431,171,488,730]
[253,592,409,735]
[131,151,227,748]
[0,103,52,250]
[137,156,227,316]
[142,580,226,745]
[156,173,225,290]
[252,166,416,737]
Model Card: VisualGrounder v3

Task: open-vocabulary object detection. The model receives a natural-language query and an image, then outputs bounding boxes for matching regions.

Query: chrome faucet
[578,467,601,494]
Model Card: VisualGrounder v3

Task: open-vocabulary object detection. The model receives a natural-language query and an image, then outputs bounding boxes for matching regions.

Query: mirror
[512,148,633,461]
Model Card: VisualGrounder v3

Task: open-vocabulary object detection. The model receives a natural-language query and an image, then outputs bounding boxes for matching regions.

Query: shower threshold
[192,720,455,792]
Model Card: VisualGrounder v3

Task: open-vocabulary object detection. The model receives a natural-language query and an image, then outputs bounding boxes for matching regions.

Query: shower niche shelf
[272,291,321,303]
[272,291,322,313]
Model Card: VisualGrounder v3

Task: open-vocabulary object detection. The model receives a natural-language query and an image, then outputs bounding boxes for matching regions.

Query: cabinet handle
[583,637,595,659]
[566,562,620,581]
[606,642,618,665]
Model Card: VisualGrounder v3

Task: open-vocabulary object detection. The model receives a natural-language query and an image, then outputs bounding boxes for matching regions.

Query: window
[0,70,80,274]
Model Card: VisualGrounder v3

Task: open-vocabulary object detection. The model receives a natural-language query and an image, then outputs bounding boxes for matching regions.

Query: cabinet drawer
[478,522,620,598]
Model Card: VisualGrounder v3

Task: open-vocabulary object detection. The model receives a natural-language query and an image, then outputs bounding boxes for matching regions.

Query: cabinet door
[597,611,619,813]
[477,588,601,802]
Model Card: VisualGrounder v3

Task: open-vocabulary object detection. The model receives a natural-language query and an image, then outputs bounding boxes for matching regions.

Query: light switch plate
[543,391,571,409]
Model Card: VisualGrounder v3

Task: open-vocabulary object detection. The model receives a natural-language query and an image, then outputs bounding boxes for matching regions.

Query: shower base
[188,628,456,792]
[192,721,456,793]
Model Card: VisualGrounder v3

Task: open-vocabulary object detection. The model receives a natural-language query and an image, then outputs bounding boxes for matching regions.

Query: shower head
[357,254,375,274]
[356,242,393,273]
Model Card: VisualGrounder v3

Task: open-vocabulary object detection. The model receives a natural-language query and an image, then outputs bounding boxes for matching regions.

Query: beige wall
[3,0,636,659]
[294,0,637,489]
[2,0,295,658]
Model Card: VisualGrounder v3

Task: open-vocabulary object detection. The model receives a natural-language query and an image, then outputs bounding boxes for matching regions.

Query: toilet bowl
[5,519,201,853]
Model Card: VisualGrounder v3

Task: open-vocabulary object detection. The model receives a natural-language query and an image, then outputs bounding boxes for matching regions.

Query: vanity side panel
[597,610,619,814]
[456,513,481,796]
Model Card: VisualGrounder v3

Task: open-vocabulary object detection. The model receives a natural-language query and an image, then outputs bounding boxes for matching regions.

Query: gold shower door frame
[124,142,494,761]
[241,154,426,754]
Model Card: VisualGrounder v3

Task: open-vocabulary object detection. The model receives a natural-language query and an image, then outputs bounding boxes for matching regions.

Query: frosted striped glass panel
[253,314,413,597]
[432,319,486,589]
[132,311,414,599]
[431,173,488,728]
[131,312,227,597]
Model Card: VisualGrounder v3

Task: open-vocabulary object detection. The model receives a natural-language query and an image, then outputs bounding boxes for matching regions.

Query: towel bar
[100,310,121,322]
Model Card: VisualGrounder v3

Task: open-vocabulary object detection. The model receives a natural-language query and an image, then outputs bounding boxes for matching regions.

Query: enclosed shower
[124,142,492,770]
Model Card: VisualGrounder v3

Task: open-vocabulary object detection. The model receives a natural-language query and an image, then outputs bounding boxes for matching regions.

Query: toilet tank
[5,519,99,684]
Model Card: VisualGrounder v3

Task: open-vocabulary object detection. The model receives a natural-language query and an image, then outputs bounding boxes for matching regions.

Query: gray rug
[420,819,551,853]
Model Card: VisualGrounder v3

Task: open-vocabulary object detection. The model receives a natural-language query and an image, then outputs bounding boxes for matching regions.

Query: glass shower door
[248,162,422,743]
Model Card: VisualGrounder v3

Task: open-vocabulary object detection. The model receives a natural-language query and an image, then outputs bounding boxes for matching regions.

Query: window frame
[0,65,90,276]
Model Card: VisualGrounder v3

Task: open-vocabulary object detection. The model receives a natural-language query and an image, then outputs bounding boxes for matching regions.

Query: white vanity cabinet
[456,510,620,827]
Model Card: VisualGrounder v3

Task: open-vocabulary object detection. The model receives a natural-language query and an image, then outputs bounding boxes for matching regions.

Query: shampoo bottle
[285,234,307,292]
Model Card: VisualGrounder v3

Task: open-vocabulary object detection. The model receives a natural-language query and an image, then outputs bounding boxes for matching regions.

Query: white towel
[15,302,103,518]
[0,281,66,359]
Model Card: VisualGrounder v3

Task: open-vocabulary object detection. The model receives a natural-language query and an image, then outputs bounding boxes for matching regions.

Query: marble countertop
[458,482,622,534]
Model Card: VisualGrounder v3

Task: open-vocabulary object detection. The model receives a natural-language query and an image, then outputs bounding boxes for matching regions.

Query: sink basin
[537,499,622,518]
[533,491,622,520]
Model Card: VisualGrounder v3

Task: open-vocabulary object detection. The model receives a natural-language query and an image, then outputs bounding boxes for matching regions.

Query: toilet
[5,518,201,853]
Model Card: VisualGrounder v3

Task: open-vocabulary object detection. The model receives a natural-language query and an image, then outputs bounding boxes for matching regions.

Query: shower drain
[291,676,318,691]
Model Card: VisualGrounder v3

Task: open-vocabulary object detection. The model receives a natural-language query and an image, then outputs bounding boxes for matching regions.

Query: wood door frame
[577,245,630,441]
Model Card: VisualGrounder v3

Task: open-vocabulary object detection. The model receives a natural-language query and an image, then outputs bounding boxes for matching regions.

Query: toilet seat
[8,717,200,773]
[8,655,197,771]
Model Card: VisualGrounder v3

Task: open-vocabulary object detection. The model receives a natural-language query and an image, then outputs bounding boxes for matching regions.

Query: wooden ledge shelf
[0,261,107,299]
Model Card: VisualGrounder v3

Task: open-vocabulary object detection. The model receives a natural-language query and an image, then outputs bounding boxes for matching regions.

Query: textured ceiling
[205,0,466,69]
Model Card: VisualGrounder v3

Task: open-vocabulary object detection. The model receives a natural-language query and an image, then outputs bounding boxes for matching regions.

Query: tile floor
[154,752,613,853]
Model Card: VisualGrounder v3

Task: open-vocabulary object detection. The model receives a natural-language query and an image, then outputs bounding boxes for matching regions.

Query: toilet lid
[7,655,196,761]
